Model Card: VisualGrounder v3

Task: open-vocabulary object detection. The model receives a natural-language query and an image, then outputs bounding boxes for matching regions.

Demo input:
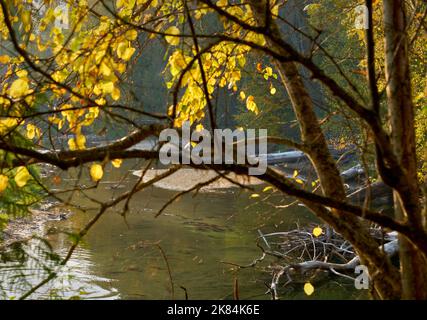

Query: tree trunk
[383,0,427,300]
[249,0,401,299]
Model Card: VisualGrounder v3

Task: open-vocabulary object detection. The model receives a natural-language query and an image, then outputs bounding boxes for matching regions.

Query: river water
[0,162,363,300]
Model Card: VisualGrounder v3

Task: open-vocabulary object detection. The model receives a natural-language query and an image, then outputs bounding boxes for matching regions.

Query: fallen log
[258,225,398,298]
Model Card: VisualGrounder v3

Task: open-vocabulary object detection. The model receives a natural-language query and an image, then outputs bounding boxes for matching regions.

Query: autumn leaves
[0,166,31,193]
[89,158,122,183]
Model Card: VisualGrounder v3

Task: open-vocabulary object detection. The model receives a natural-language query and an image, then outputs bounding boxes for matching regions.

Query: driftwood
[256,226,398,299]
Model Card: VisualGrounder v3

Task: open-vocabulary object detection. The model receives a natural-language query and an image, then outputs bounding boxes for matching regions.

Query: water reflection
[0,239,119,299]
[0,164,361,299]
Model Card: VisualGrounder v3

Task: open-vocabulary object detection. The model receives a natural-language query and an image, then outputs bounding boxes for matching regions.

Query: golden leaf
[26,124,39,140]
[312,227,323,237]
[0,55,10,64]
[304,282,314,296]
[90,164,104,182]
[270,87,277,95]
[263,186,273,192]
[121,47,136,61]
[239,91,246,100]
[0,175,9,192]
[117,42,136,61]
[100,63,111,76]
[9,78,30,99]
[15,166,30,188]
[246,95,259,115]
[112,87,121,101]
[111,159,122,168]
[125,29,138,41]
[165,26,180,46]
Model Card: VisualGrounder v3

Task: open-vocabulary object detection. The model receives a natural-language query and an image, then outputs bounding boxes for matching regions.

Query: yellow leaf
[246,95,259,115]
[250,193,260,198]
[16,70,28,78]
[68,138,77,151]
[312,227,323,237]
[304,282,314,296]
[263,186,273,192]
[265,66,273,77]
[165,26,180,46]
[0,55,10,64]
[111,159,122,168]
[95,97,106,105]
[293,170,298,178]
[9,78,29,99]
[270,87,276,95]
[15,166,30,188]
[272,4,279,16]
[0,175,9,192]
[100,63,111,76]
[112,87,121,101]
[68,134,86,151]
[90,164,103,182]
[122,47,136,61]
[239,91,246,100]
[76,133,86,149]
[125,29,138,41]
[295,178,304,184]
[117,42,136,61]
[100,82,115,94]
[195,124,204,132]
[26,124,39,139]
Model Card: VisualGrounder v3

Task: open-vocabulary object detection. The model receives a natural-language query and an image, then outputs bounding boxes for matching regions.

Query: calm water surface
[0,163,362,299]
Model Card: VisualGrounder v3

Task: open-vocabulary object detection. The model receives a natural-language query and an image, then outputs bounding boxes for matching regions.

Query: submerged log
[267,151,308,164]
[341,164,366,184]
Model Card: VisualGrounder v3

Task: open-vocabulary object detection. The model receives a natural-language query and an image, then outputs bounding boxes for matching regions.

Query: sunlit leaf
[0,175,9,192]
[90,163,104,182]
[112,87,121,101]
[26,124,39,139]
[246,95,259,115]
[312,227,323,237]
[0,55,10,64]
[270,87,276,95]
[9,78,30,99]
[14,166,31,188]
[111,159,122,168]
[165,26,180,46]
[125,29,138,41]
[239,91,246,100]
[304,282,314,296]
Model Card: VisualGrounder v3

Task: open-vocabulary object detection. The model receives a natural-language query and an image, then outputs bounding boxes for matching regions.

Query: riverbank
[0,203,72,250]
